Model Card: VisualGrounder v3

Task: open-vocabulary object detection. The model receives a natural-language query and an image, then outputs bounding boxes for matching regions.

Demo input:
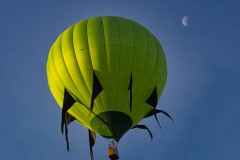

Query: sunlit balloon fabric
[46,16,167,142]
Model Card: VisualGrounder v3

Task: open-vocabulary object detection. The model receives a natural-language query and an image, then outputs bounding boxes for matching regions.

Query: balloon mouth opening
[90,111,133,141]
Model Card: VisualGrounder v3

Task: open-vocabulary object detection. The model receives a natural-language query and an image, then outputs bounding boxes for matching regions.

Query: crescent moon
[182,16,188,27]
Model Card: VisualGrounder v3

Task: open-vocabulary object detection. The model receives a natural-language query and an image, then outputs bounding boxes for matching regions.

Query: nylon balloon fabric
[46,16,167,142]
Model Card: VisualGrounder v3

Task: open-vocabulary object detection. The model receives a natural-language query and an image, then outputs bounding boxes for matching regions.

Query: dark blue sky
[1,0,240,159]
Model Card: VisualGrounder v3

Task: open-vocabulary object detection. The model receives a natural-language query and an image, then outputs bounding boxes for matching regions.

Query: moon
[182,16,188,27]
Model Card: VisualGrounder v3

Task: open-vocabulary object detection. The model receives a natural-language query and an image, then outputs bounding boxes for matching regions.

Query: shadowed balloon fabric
[46,16,167,143]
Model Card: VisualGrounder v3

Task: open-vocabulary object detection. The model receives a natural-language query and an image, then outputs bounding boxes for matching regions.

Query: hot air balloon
[46,16,172,160]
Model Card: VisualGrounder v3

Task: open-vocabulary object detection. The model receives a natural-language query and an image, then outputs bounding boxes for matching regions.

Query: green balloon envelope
[46,16,167,141]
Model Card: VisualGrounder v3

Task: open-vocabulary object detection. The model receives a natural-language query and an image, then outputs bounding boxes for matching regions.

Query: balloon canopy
[46,16,169,146]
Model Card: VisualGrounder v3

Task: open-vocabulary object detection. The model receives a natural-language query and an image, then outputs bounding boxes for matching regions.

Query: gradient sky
[1,0,240,160]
